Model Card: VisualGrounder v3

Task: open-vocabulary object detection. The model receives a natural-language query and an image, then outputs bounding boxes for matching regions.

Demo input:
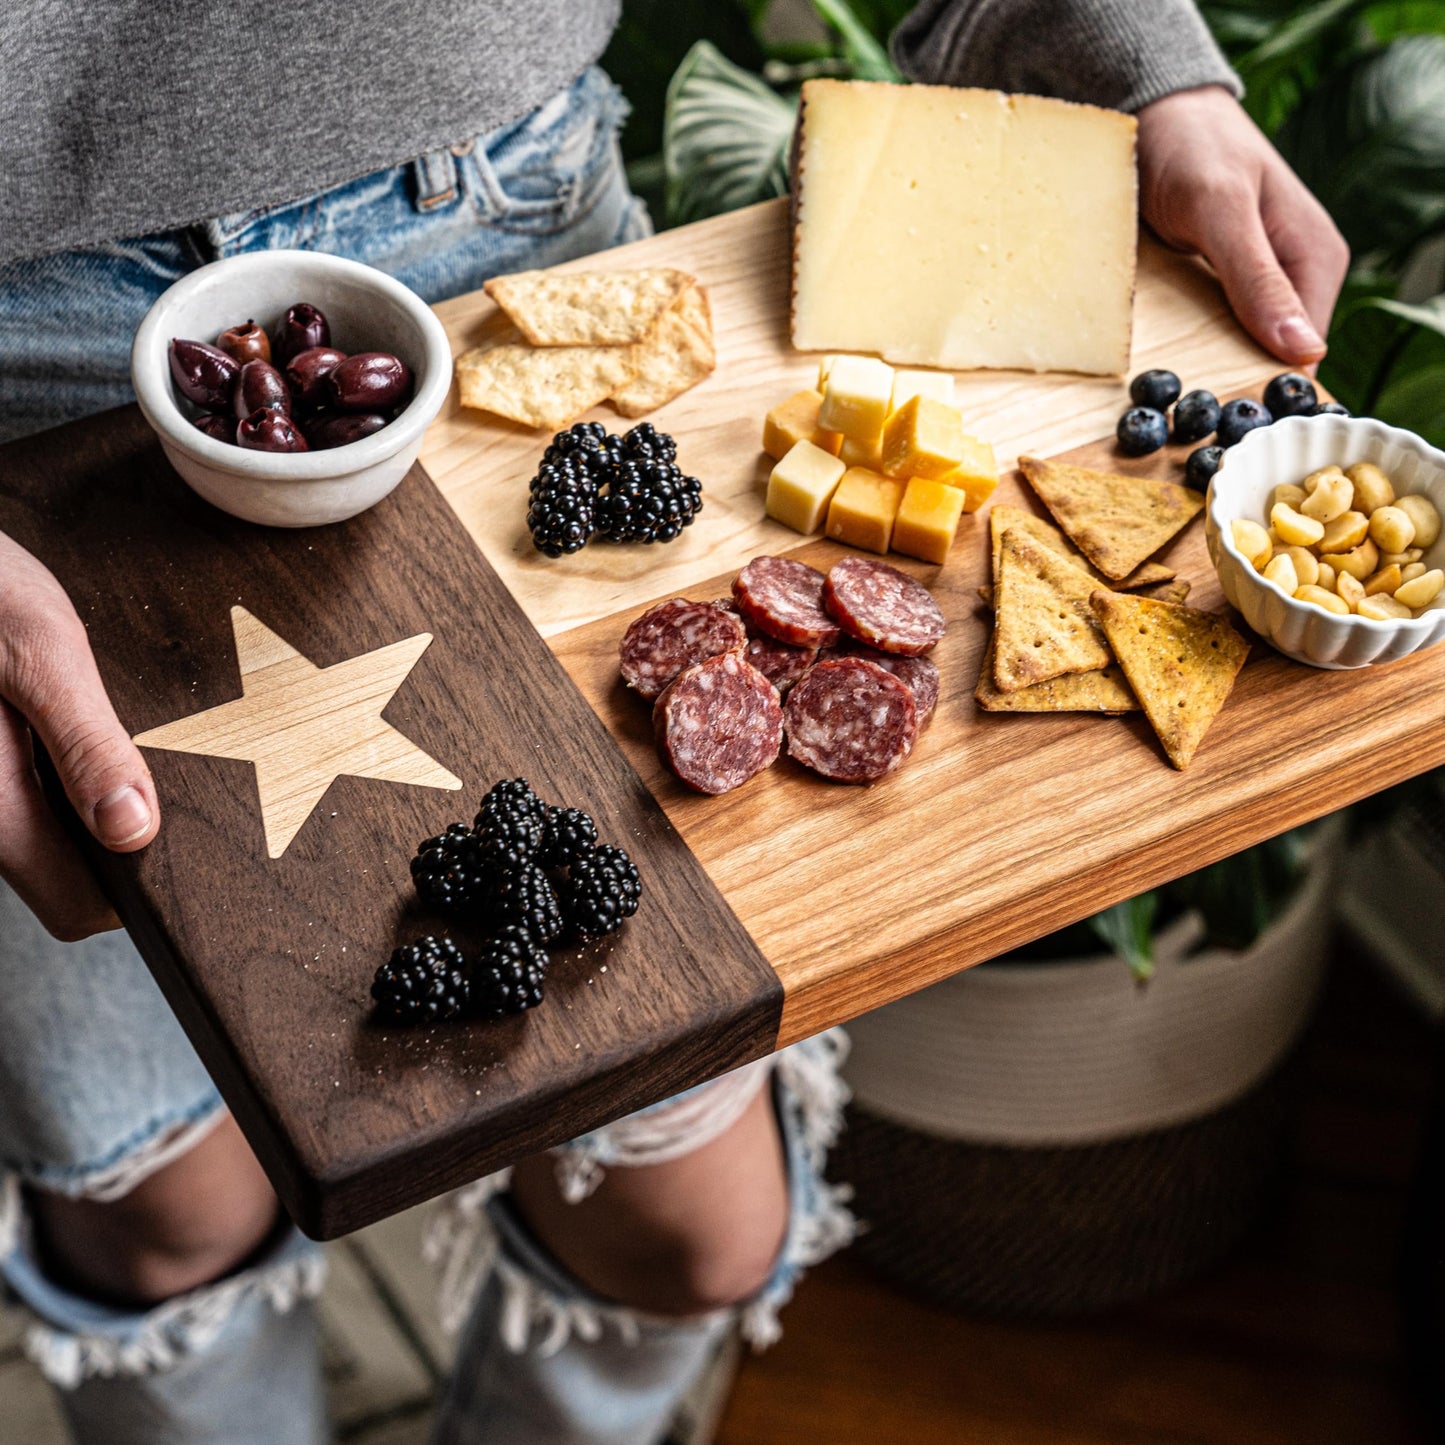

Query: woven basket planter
[836,825,1342,1318]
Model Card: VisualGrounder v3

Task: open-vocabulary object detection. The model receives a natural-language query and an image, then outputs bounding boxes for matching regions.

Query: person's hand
[1137,84,1350,370]
[0,531,160,940]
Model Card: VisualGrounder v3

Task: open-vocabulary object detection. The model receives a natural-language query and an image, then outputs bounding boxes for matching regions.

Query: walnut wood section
[0,410,781,1239]
[421,197,1275,640]
[548,404,1445,1050]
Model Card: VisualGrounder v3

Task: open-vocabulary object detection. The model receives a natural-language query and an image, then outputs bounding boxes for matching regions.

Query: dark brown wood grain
[0,407,782,1238]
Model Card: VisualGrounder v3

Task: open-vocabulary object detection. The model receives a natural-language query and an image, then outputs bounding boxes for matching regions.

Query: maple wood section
[548,412,1445,1049]
[421,197,1276,640]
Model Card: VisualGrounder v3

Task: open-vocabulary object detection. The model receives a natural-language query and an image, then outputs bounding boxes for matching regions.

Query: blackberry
[622,421,678,464]
[372,936,469,1024]
[563,844,642,942]
[474,778,548,869]
[410,823,487,911]
[539,805,599,868]
[527,484,595,556]
[471,926,548,1018]
[490,862,564,943]
[597,460,703,544]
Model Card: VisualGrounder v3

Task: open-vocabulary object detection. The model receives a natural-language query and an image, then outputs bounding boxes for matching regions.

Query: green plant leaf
[809,0,903,82]
[1376,362,1445,444]
[1087,894,1159,982]
[1362,1,1445,42]
[663,41,797,228]
[1353,291,1445,336]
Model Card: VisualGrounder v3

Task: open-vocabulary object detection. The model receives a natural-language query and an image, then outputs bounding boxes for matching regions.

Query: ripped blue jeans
[0,64,854,1445]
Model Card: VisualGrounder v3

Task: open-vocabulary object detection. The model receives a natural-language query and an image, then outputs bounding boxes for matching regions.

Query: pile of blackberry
[527,422,703,556]
[372,778,642,1026]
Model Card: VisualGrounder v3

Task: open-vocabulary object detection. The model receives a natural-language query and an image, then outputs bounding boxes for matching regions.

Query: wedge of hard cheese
[791,80,1138,375]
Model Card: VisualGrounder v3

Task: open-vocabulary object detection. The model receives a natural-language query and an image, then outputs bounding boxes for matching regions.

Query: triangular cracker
[456,341,639,431]
[992,529,1113,693]
[984,504,1175,604]
[1134,578,1191,604]
[609,284,716,418]
[1090,591,1249,770]
[484,268,693,346]
[1118,560,1178,590]
[1019,456,1203,580]
[975,634,1137,713]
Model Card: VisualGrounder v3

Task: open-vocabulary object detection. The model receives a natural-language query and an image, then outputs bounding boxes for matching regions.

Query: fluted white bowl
[1206,414,1445,669]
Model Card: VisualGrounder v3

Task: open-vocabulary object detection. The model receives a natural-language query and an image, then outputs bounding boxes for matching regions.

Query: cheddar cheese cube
[766,440,847,535]
[891,369,955,412]
[838,431,884,469]
[763,390,842,460]
[880,395,970,481]
[936,434,1000,512]
[819,355,894,441]
[892,476,965,565]
[826,467,904,554]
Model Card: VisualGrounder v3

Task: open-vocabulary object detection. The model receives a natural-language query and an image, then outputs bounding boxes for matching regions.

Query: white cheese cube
[766,440,847,535]
[891,369,955,412]
[818,355,894,441]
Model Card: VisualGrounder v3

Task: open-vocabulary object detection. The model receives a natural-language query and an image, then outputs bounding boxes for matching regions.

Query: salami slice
[783,657,918,783]
[654,652,783,795]
[619,599,746,701]
[840,641,941,729]
[745,634,818,696]
[733,556,841,649]
[823,556,946,656]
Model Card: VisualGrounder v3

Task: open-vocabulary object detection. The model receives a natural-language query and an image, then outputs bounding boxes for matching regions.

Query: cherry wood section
[0,411,781,1239]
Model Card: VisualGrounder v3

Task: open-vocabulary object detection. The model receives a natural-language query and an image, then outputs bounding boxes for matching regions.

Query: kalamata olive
[193,413,236,443]
[307,412,390,449]
[233,359,291,419]
[215,320,271,365]
[329,352,412,413]
[237,410,309,453]
[169,338,240,412]
[274,303,330,365]
[285,347,348,408]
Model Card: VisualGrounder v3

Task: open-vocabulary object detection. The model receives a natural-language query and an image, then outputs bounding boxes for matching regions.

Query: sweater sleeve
[890,0,1242,113]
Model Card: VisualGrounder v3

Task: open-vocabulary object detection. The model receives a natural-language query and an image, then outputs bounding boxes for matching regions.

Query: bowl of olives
[130,251,452,527]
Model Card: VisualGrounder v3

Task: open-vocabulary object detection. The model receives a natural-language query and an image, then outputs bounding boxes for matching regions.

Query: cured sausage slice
[654,652,783,795]
[841,642,941,729]
[732,556,841,649]
[745,634,818,696]
[783,657,918,783]
[823,556,946,656]
[619,599,746,700]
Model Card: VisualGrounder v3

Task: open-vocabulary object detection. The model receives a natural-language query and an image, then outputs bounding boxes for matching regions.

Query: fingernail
[94,786,153,846]
[1279,314,1325,359]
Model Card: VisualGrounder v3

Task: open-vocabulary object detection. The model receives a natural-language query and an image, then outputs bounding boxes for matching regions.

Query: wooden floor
[717,943,1439,1445]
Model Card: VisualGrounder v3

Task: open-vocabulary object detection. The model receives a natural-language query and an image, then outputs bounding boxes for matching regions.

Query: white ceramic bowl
[1206,414,1445,669]
[131,251,452,527]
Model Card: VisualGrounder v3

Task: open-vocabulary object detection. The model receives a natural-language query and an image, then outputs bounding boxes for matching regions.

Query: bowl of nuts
[130,250,453,527]
[1206,413,1445,668]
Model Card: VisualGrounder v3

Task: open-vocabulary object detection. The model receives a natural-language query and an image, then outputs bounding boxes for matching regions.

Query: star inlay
[134,606,462,858]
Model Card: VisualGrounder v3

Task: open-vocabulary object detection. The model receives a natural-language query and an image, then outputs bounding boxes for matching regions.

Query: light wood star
[134,606,462,859]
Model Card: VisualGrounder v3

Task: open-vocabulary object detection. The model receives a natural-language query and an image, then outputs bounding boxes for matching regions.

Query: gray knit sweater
[0,1,1237,267]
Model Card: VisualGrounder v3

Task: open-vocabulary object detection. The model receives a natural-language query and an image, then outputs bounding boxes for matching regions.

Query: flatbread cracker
[484,268,693,347]
[1090,590,1249,770]
[1135,578,1192,604]
[975,634,1138,713]
[992,529,1113,693]
[1118,560,1178,589]
[609,283,716,418]
[1019,456,1204,580]
[456,341,639,431]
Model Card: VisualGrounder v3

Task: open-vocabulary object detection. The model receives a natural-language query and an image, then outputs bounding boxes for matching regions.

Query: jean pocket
[466,66,631,236]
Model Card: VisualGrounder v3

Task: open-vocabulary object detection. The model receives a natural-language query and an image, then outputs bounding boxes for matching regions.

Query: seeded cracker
[992,528,1113,692]
[1019,455,1203,580]
[484,268,694,347]
[456,342,639,432]
[609,284,716,418]
[974,634,1138,713]
[1090,590,1249,770]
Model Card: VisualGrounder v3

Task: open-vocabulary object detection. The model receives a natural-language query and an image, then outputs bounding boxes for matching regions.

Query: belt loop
[413,147,459,212]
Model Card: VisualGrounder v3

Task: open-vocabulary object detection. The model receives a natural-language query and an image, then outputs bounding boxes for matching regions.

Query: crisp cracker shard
[484,268,694,347]
[975,634,1137,713]
[456,341,639,432]
[1090,590,1249,770]
[609,283,716,418]
[1135,578,1192,604]
[1019,456,1203,581]
[992,528,1113,693]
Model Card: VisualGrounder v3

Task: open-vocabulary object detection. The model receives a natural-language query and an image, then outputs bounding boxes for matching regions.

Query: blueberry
[1185,445,1225,491]
[1216,397,1273,446]
[1262,372,1318,419]
[1129,369,1182,412]
[1116,406,1168,457]
[1310,401,1351,417]
[1171,389,1221,444]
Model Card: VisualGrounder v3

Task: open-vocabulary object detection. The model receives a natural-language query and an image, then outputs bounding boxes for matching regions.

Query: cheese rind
[881,396,968,481]
[792,80,1138,375]
[767,441,847,535]
[893,477,965,565]
[938,436,1000,512]
[826,468,904,554]
[819,355,894,440]
[763,390,842,460]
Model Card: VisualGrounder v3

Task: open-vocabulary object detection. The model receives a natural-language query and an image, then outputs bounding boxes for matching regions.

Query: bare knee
[31,1114,280,1307]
